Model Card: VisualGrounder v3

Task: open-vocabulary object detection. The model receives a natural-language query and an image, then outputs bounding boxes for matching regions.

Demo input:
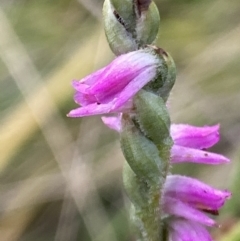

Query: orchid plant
[67,0,230,240]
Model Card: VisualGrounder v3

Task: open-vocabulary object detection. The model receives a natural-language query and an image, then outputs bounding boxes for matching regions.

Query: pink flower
[67,49,162,117]
[102,116,231,240]
[102,116,230,165]
[170,124,229,165]
[163,175,231,241]
[67,46,230,240]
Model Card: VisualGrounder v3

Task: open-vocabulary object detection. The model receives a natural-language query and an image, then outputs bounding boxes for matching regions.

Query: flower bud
[103,0,138,55]
[103,0,160,55]
[67,47,170,118]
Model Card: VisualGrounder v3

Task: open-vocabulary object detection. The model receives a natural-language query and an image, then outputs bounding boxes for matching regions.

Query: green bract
[134,90,172,147]
[121,114,163,183]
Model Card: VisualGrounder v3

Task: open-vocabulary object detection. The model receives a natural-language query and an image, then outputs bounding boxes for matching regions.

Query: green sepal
[157,52,176,101]
[120,114,163,183]
[136,2,160,46]
[144,48,176,101]
[144,48,168,96]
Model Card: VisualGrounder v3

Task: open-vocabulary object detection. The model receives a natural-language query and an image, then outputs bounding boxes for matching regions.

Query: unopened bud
[103,0,160,55]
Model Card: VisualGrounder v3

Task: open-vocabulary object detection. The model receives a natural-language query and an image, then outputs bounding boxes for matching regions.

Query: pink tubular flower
[67,49,162,117]
[170,124,229,165]
[102,116,230,165]
[162,175,230,241]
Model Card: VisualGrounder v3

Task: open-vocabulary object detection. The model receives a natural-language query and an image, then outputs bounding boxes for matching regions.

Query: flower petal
[170,124,220,149]
[189,221,213,241]
[171,145,230,164]
[101,115,122,132]
[71,50,159,108]
[76,66,107,86]
[111,66,157,110]
[164,175,231,211]
[163,197,215,226]
[73,88,97,106]
[169,219,213,241]
[87,51,158,102]
[67,102,116,117]
[168,231,182,241]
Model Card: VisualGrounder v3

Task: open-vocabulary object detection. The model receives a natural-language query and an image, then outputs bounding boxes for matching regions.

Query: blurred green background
[0,0,240,240]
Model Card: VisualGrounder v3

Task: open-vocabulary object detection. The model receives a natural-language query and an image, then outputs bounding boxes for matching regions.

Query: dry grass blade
[77,0,102,19]
[171,25,240,122]
[0,21,112,170]
[0,7,117,241]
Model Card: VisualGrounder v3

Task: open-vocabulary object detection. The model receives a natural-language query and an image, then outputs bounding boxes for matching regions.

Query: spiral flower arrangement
[67,1,230,240]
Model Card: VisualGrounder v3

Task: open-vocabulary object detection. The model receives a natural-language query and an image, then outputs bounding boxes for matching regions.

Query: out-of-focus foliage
[0,0,239,240]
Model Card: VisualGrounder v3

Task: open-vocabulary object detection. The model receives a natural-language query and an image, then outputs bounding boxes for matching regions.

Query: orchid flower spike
[68,0,231,240]
[67,47,172,118]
